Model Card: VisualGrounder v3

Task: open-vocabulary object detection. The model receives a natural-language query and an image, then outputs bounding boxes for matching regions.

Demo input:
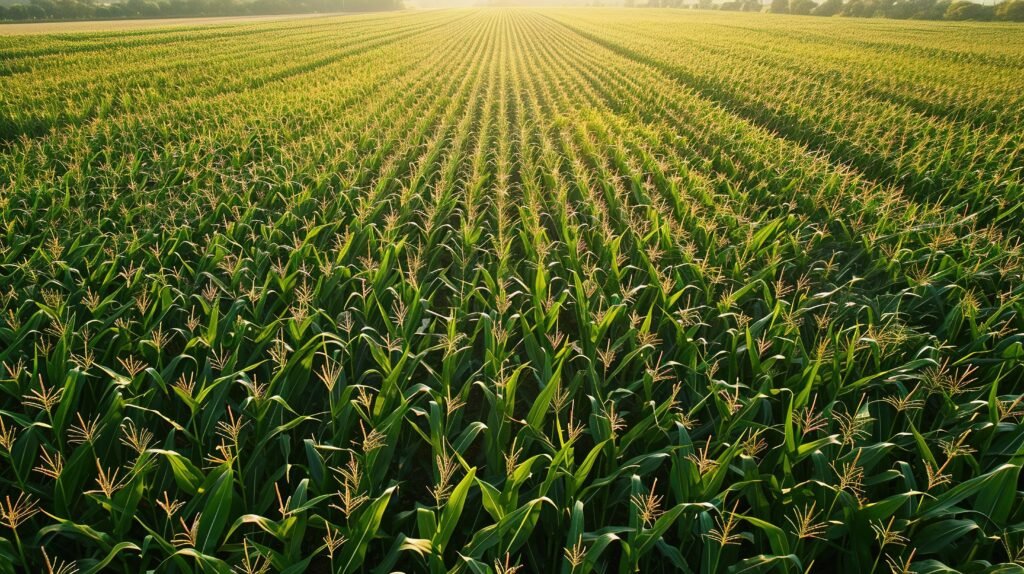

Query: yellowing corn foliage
[0,9,1023,574]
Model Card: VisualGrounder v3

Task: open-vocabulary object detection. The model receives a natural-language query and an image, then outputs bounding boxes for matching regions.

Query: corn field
[1,9,1023,574]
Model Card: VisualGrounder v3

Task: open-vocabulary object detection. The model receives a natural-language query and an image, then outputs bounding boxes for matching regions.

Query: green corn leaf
[196,466,235,554]
[435,467,477,553]
[337,486,396,574]
[914,519,981,555]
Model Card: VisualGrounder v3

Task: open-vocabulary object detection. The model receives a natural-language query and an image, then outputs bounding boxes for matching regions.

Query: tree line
[0,0,401,22]
[643,0,1024,20]
[1,0,1021,29]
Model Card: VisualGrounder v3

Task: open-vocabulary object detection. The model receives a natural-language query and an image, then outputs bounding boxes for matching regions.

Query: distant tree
[768,0,788,11]
[6,2,27,16]
[124,0,153,15]
[872,0,897,14]
[812,0,841,15]
[93,3,117,16]
[944,0,993,18]
[884,0,914,17]
[927,0,953,16]
[905,0,950,18]
[23,1,44,16]
[789,0,815,13]
[841,0,866,14]
[79,0,99,16]
[889,0,947,19]
[26,0,47,15]
[29,0,64,16]
[995,0,1024,19]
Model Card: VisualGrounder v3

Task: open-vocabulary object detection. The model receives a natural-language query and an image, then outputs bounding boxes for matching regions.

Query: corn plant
[0,8,1022,574]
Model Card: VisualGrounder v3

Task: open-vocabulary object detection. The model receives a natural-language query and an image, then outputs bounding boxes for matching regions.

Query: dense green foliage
[1,9,1023,574]
[2,0,1024,24]
[0,0,399,23]
[633,0,1024,22]
[760,0,1024,19]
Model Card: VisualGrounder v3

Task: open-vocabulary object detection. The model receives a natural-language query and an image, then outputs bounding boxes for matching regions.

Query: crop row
[0,9,1022,574]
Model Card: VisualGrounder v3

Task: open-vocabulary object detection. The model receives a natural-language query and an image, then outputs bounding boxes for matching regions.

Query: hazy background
[0,0,1018,25]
